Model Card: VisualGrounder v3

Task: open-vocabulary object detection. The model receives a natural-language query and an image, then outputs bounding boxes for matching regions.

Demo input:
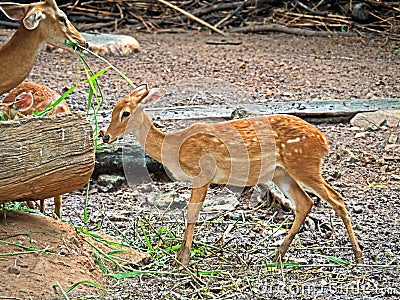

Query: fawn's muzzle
[102,134,110,143]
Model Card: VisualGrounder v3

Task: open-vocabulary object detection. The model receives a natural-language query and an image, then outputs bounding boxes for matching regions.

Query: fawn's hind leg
[271,167,314,261]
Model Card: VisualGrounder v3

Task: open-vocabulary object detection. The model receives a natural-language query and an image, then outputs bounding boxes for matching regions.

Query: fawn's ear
[0,3,25,21]
[130,84,149,100]
[45,0,59,10]
[23,9,46,30]
[141,88,166,106]
[14,92,34,111]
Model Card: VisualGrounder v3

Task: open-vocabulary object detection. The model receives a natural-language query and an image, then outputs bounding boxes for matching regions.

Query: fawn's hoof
[355,251,364,264]
[177,247,190,266]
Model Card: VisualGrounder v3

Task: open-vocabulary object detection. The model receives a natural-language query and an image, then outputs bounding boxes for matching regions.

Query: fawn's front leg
[177,184,209,266]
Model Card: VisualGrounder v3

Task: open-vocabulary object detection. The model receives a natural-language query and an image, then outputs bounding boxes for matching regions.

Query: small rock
[203,194,239,212]
[96,174,126,192]
[272,238,285,247]
[355,132,367,138]
[350,110,400,130]
[230,212,244,220]
[388,133,398,144]
[7,260,20,275]
[149,190,187,209]
[138,183,153,193]
[7,265,20,275]
[289,257,308,264]
[365,92,375,99]
[230,107,256,120]
[353,205,363,214]
[58,245,69,256]
[391,174,400,180]
[305,216,316,230]
[82,33,140,56]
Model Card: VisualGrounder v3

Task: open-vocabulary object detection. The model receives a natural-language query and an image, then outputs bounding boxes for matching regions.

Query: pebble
[96,174,126,192]
[7,265,20,275]
[353,205,363,214]
[388,133,398,144]
[82,33,140,55]
[392,174,400,180]
[355,132,367,138]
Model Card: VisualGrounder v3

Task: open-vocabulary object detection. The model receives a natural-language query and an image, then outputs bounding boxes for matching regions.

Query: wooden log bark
[94,98,400,178]
[229,24,358,37]
[145,98,400,123]
[94,140,163,179]
[0,113,94,203]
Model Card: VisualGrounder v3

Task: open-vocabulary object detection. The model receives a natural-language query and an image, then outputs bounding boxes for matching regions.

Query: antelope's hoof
[177,247,190,266]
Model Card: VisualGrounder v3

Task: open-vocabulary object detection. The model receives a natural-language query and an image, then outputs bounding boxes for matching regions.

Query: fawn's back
[163,114,329,187]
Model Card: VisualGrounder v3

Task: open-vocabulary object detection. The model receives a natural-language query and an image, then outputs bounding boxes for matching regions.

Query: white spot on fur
[287,137,301,143]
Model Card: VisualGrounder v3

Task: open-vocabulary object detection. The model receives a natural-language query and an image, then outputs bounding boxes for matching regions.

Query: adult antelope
[100,84,364,266]
[0,0,86,95]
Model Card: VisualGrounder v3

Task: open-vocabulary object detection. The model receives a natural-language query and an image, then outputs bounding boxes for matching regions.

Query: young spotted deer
[0,91,34,120]
[1,82,69,218]
[1,82,69,119]
[0,0,86,95]
[100,84,364,266]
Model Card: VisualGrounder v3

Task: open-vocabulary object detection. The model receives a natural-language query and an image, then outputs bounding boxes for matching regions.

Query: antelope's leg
[54,195,62,219]
[287,164,364,264]
[309,181,364,264]
[177,184,209,266]
[39,200,45,214]
[26,201,35,209]
[272,168,314,262]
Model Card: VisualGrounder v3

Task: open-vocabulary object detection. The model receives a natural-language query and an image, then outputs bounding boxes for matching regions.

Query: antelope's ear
[141,88,166,106]
[23,9,45,30]
[0,3,25,21]
[130,84,149,99]
[45,0,59,10]
[14,92,34,111]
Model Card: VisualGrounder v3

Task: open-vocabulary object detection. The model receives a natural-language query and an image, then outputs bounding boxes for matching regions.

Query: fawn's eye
[121,111,130,119]
[59,16,68,26]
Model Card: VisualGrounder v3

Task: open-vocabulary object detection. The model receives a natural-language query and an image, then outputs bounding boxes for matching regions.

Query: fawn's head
[100,84,166,143]
[0,0,87,51]
[0,92,34,120]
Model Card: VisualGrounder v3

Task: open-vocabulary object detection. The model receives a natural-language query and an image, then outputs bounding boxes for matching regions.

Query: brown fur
[101,84,363,266]
[2,82,69,119]
[0,0,86,95]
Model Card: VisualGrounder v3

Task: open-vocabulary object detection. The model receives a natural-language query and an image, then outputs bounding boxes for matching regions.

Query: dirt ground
[0,29,400,299]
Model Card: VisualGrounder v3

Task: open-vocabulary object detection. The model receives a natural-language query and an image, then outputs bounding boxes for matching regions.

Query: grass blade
[324,255,353,266]
[53,281,69,300]
[66,40,136,88]
[64,280,105,293]
[34,86,75,117]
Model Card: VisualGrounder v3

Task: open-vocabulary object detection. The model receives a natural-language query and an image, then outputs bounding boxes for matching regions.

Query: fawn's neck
[0,25,44,95]
[133,109,167,163]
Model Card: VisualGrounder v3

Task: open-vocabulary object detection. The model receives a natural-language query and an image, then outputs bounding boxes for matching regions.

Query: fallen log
[228,24,357,37]
[94,140,163,180]
[145,98,400,123]
[0,113,94,203]
[94,98,400,178]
